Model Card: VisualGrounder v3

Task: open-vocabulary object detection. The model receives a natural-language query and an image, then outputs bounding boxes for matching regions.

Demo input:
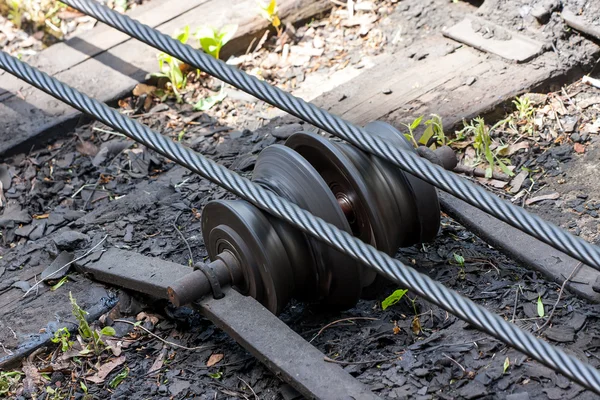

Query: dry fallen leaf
[133,83,157,97]
[86,355,126,383]
[525,192,560,206]
[412,316,421,335]
[76,141,99,157]
[574,143,586,154]
[206,353,224,367]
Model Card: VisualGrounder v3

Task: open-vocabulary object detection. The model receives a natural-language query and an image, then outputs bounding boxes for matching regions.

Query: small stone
[53,230,89,250]
[593,275,600,293]
[465,76,477,86]
[271,123,305,140]
[12,280,31,293]
[545,326,575,343]
[41,251,74,282]
[169,379,191,396]
[459,381,487,399]
[382,88,393,95]
[506,393,529,400]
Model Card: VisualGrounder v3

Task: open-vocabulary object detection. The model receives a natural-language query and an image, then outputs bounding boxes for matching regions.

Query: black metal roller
[364,121,441,243]
[284,132,385,287]
[252,144,363,309]
[201,200,293,315]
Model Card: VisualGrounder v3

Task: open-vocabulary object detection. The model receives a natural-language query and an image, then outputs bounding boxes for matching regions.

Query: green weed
[458,117,514,179]
[109,367,129,388]
[453,253,466,280]
[0,371,23,396]
[402,116,423,148]
[193,88,227,111]
[258,0,281,36]
[510,95,536,136]
[195,24,238,59]
[70,292,116,355]
[381,289,408,310]
[51,327,74,352]
[152,26,191,102]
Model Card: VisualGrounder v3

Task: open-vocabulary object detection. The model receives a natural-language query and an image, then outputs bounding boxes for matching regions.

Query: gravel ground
[2,0,600,399]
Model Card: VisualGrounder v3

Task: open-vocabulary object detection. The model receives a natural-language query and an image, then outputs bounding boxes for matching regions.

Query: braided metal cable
[58,0,600,273]
[2,50,600,394]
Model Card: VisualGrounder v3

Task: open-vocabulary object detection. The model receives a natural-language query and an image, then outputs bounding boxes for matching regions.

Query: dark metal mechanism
[168,125,448,314]
[5,31,600,394]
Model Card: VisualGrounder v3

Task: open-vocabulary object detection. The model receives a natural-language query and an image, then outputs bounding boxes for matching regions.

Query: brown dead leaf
[105,338,123,357]
[33,213,49,219]
[476,177,507,189]
[412,316,421,335]
[574,143,586,154]
[525,192,560,205]
[86,355,126,384]
[206,353,224,367]
[76,141,99,157]
[149,345,168,374]
[507,141,530,156]
[133,83,157,97]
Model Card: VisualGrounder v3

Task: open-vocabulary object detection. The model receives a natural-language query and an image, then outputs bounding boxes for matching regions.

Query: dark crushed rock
[52,230,90,250]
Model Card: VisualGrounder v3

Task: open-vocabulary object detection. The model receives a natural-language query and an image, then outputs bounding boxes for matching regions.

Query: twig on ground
[173,211,194,266]
[23,235,108,298]
[582,75,600,90]
[443,353,466,375]
[454,164,510,181]
[113,319,211,351]
[310,317,378,343]
[536,262,583,333]
[511,285,521,323]
[238,377,259,400]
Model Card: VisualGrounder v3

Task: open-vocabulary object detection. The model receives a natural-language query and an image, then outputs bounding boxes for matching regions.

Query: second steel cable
[2,50,599,394]
[58,0,600,274]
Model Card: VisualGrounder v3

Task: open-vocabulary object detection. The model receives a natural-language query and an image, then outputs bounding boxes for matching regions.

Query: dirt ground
[2,0,600,399]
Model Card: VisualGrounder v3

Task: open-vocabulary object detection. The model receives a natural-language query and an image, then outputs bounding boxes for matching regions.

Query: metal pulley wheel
[251,144,364,309]
[201,200,293,315]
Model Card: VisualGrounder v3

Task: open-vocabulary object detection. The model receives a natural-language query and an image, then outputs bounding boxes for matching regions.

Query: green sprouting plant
[453,253,465,280]
[51,327,74,352]
[193,88,227,111]
[70,292,116,355]
[258,0,281,36]
[195,24,238,59]
[513,96,534,122]
[458,117,514,179]
[511,95,535,136]
[381,289,408,310]
[7,0,22,28]
[402,116,423,148]
[152,26,191,102]
[0,371,23,396]
[109,367,129,388]
[46,386,67,400]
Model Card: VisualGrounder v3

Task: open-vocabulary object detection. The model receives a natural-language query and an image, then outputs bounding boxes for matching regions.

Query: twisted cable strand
[57,0,600,273]
[2,50,600,394]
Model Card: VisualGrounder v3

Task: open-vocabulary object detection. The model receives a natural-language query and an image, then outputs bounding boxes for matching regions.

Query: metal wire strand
[58,0,600,274]
[2,51,600,395]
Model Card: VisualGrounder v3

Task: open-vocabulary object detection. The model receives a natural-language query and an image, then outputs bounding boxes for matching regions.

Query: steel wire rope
[57,0,600,274]
[2,50,600,394]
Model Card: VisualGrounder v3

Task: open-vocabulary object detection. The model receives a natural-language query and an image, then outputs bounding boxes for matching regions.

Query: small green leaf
[193,90,227,111]
[410,115,423,131]
[453,253,465,266]
[418,125,434,145]
[80,381,88,393]
[100,326,116,337]
[503,357,510,373]
[381,289,408,310]
[50,276,68,291]
[219,24,238,46]
[208,371,223,379]
[537,295,545,318]
[109,367,129,388]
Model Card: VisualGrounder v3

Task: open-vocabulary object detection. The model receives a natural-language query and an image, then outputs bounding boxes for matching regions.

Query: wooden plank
[0,0,208,101]
[443,17,545,63]
[0,0,331,156]
[562,8,600,41]
[313,37,564,132]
